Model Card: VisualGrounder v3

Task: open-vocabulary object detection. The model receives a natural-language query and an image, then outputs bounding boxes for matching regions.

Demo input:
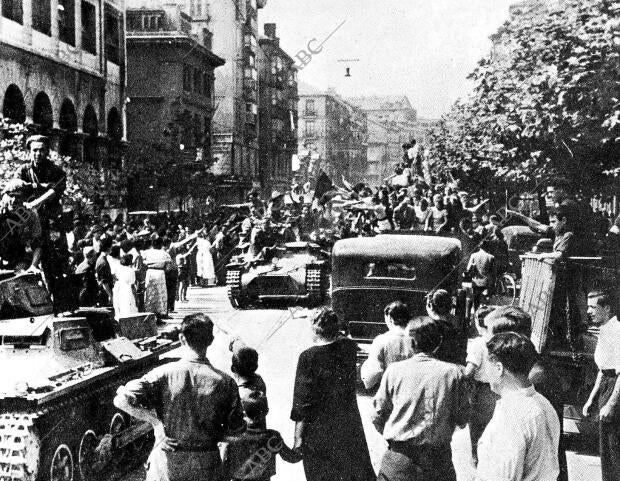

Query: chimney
[264,23,276,39]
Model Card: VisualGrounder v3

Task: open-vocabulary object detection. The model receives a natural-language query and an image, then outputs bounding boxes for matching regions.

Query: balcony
[127,9,197,41]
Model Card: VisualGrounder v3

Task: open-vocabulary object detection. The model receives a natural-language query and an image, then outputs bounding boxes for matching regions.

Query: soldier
[17,135,69,303]
[114,313,246,481]
[17,135,66,229]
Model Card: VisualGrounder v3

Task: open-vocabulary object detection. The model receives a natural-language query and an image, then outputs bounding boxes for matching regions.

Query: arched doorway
[32,92,53,132]
[82,104,98,165]
[107,107,122,141]
[107,107,122,169]
[59,99,77,156]
[2,84,26,123]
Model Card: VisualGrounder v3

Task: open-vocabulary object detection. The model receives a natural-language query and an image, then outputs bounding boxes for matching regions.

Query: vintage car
[226,242,330,308]
[520,253,620,437]
[331,234,466,344]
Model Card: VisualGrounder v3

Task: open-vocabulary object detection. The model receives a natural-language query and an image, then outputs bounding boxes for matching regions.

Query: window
[104,5,120,64]
[305,99,315,115]
[81,1,97,54]
[193,68,202,93]
[364,262,418,280]
[305,120,315,137]
[2,0,23,24]
[32,0,51,35]
[58,0,75,45]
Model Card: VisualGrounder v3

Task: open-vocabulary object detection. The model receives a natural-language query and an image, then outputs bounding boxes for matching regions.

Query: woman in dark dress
[291,309,375,481]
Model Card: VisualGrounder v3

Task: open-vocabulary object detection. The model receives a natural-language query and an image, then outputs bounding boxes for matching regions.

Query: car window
[364,262,417,280]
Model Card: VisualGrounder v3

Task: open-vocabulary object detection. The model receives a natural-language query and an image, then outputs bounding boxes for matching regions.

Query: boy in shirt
[223,390,301,481]
[476,332,560,481]
[361,301,413,389]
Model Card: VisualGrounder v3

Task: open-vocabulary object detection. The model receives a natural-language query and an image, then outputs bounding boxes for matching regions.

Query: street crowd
[2,135,620,481]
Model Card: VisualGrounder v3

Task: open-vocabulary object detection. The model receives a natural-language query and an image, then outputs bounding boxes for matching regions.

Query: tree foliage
[427,0,620,195]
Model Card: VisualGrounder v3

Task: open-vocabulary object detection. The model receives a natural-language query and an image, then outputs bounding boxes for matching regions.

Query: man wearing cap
[0,179,43,272]
[17,135,66,227]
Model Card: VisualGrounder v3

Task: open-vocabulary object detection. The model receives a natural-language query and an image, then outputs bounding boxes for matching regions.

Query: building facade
[125,1,224,211]
[206,0,266,202]
[257,23,297,197]
[0,0,127,208]
[347,95,422,179]
[298,83,368,185]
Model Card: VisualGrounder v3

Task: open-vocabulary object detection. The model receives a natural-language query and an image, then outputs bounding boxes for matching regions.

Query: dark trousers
[599,373,620,481]
[377,443,455,481]
[165,270,178,313]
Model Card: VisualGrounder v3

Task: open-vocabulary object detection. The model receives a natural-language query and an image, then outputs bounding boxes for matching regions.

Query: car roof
[332,235,461,260]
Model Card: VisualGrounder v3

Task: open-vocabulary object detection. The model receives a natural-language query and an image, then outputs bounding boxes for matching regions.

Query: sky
[259,0,516,118]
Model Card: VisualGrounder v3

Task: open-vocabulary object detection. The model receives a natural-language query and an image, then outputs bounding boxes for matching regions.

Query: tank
[226,242,329,309]
[0,270,180,481]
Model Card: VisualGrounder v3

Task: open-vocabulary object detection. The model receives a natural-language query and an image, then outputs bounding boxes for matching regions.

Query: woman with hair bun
[290,309,375,480]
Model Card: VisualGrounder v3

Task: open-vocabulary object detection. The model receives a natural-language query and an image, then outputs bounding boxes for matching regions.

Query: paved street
[122,285,602,481]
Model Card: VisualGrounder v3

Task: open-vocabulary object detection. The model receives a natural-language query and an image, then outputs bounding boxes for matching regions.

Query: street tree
[427,0,620,196]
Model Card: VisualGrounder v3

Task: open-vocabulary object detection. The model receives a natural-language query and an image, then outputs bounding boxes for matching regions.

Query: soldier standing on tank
[114,313,246,481]
[17,135,68,304]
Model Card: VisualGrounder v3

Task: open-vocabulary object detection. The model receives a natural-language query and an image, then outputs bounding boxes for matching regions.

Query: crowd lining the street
[2,135,620,481]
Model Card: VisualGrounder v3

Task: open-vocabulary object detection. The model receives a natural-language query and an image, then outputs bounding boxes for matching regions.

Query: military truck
[519,254,620,436]
[0,270,180,481]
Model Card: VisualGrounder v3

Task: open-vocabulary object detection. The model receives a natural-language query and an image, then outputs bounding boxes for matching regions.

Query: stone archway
[82,104,98,164]
[107,107,122,141]
[32,91,54,132]
[59,98,78,156]
[2,84,26,123]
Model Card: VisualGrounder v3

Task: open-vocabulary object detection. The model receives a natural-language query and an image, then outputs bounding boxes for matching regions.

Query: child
[223,390,301,481]
[176,242,197,302]
[230,342,267,396]
[464,305,498,464]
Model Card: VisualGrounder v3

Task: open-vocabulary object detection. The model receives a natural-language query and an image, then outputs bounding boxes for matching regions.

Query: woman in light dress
[142,237,173,317]
[113,254,138,318]
[196,230,216,286]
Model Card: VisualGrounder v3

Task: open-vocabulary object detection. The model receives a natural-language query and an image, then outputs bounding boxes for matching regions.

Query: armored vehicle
[226,242,329,308]
[0,270,180,481]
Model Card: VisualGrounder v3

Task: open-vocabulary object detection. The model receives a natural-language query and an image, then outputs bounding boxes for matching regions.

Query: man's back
[372,354,468,445]
[477,386,560,481]
[469,249,495,286]
[124,358,245,449]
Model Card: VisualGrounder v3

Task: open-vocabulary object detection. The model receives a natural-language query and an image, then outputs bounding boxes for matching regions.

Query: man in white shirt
[583,291,620,481]
[360,301,413,389]
[476,332,560,481]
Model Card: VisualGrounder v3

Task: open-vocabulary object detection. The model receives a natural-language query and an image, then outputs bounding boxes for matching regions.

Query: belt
[387,441,451,460]
[147,266,166,270]
[166,441,218,453]
[602,369,617,377]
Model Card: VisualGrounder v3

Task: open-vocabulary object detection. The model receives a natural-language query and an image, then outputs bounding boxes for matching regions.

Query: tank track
[0,374,153,481]
[306,267,325,305]
[0,414,38,481]
[226,269,245,308]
